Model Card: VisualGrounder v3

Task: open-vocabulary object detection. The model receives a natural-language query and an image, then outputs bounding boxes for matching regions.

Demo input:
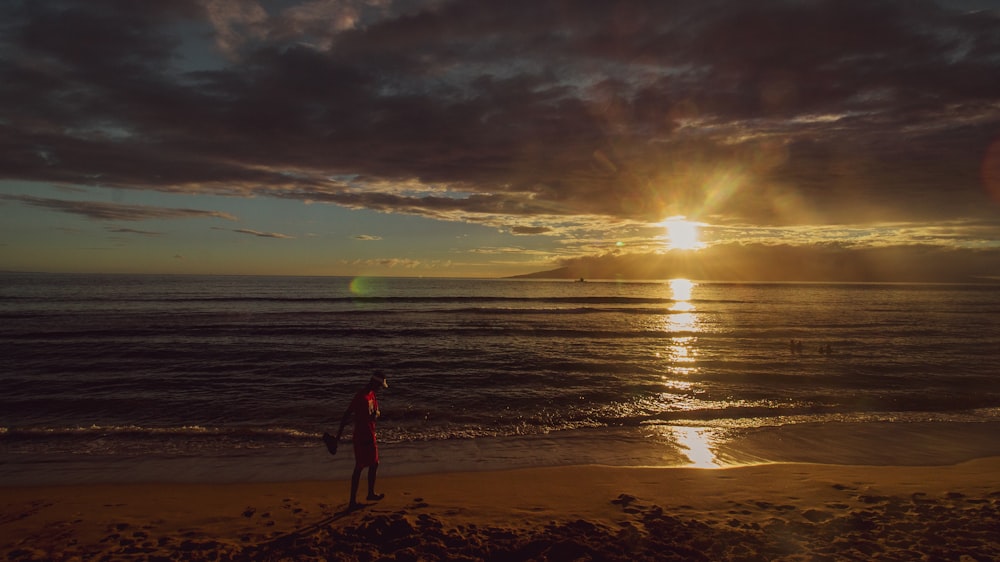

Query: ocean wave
[3,276,998,464]
[0,424,318,441]
[6,407,999,457]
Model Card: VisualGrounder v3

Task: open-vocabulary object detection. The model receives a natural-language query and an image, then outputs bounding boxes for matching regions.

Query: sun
[662,216,703,250]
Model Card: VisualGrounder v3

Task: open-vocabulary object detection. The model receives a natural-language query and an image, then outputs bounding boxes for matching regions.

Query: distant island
[508,245,1000,284]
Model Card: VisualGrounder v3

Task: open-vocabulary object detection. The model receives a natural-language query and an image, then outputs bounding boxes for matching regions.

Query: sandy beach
[3,458,999,561]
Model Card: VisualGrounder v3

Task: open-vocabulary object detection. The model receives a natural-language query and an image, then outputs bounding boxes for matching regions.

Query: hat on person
[370,371,388,388]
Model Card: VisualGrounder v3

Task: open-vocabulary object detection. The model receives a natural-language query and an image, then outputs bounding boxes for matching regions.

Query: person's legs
[349,465,364,508]
[366,463,383,500]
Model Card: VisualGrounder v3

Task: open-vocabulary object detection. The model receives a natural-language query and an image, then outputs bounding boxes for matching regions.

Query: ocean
[2,273,999,485]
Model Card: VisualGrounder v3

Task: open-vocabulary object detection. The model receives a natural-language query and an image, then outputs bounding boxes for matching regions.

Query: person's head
[368,370,388,392]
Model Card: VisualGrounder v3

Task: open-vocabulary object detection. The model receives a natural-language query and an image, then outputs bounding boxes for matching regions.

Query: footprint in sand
[802,509,833,522]
[612,494,636,506]
[858,495,889,504]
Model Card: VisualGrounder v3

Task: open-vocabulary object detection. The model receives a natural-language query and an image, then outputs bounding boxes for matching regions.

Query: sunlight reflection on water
[664,279,700,375]
[668,278,694,301]
[670,426,722,468]
[648,280,727,468]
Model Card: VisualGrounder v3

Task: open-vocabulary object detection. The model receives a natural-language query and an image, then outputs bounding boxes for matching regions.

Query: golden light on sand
[662,216,703,250]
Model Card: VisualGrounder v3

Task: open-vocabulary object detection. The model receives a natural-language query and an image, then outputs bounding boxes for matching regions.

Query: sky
[2,0,1000,281]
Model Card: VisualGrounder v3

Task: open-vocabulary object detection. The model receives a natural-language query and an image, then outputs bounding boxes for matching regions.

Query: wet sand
[3,458,999,561]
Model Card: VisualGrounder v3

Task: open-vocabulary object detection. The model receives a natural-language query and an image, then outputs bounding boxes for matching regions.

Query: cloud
[1,0,999,262]
[510,226,553,235]
[233,228,294,239]
[211,226,294,239]
[343,258,422,268]
[0,194,237,222]
[353,234,382,240]
[467,246,555,256]
[204,0,270,58]
[107,227,162,236]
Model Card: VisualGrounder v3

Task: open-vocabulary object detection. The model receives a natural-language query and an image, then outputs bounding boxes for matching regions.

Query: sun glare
[673,427,721,468]
[662,216,703,250]
[668,278,694,302]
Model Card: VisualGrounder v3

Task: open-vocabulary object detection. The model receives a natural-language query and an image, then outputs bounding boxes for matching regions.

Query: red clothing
[349,390,379,467]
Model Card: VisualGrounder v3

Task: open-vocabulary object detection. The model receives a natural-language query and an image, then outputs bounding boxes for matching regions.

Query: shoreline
[4,420,1000,487]
[3,458,999,560]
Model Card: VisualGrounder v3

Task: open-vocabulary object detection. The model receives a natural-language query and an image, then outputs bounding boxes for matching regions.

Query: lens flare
[349,276,372,296]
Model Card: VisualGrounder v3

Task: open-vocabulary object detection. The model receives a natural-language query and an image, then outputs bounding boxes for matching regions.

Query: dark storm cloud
[2,0,999,231]
[0,194,237,222]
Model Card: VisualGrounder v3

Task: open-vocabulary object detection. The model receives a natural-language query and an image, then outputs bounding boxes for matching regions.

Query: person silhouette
[326,371,388,510]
